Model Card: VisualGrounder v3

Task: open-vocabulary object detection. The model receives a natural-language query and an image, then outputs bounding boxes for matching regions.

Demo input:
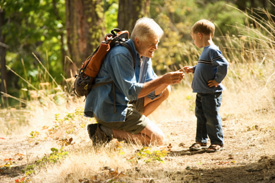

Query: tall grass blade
[6,65,38,91]
[0,91,27,104]
[32,52,59,87]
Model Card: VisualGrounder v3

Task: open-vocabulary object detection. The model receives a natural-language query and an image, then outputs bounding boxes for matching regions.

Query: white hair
[131,17,164,41]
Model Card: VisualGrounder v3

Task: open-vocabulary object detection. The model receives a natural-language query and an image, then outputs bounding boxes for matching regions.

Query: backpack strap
[91,81,113,89]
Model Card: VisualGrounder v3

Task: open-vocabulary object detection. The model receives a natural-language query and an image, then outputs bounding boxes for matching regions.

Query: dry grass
[1,66,275,182]
[1,7,275,183]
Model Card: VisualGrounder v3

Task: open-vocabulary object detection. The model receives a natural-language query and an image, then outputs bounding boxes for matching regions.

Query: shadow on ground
[121,155,275,183]
[0,163,27,178]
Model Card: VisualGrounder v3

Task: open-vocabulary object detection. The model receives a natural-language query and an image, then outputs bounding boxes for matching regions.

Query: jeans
[195,92,224,145]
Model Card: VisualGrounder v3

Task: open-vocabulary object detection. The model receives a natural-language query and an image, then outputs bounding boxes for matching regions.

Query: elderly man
[84,17,184,146]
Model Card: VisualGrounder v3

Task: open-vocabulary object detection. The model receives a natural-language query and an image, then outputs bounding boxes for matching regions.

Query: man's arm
[138,71,184,98]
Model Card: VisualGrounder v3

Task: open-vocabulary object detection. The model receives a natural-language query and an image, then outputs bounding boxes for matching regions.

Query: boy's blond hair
[191,19,215,37]
[131,17,163,41]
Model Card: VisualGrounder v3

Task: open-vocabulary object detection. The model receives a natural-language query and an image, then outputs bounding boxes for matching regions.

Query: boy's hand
[208,80,219,87]
[183,66,194,73]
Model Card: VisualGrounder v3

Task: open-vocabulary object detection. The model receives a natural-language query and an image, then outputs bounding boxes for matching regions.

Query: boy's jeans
[195,92,224,146]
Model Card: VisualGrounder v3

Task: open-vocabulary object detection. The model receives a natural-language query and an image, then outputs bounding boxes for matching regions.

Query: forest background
[0,0,274,107]
[1,0,275,182]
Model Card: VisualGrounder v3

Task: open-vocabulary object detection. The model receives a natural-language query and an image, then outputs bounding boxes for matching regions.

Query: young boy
[184,19,229,152]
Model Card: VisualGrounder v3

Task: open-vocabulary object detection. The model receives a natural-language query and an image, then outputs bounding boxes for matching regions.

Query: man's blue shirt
[84,39,157,122]
[192,45,229,93]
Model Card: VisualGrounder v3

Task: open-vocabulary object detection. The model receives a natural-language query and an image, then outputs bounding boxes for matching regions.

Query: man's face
[135,36,159,58]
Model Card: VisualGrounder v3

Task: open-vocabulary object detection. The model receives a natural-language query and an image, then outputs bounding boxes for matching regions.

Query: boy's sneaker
[206,144,223,153]
[87,124,112,145]
[189,142,207,151]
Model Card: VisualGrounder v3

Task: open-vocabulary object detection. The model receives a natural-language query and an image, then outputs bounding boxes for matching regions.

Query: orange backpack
[73,28,134,97]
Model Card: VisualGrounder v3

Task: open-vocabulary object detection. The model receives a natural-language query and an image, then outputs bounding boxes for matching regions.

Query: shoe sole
[189,143,207,151]
[189,147,207,151]
[206,147,224,153]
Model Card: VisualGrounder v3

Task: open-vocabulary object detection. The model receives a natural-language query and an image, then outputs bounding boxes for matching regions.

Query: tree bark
[65,0,104,78]
[0,9,8,106]
[52,0,66,74]
[117,0,150,32]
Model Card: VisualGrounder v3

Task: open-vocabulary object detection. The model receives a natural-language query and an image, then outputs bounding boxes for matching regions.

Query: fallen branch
[0,42,9,49]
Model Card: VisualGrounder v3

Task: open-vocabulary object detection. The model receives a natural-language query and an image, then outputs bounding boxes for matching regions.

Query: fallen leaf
[178,142,185,147]
[42,126,49,130]
[4,158,13,161]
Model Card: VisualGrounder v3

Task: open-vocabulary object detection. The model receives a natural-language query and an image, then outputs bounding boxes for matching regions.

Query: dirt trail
[0,135,62,182]
[1,112,275,183]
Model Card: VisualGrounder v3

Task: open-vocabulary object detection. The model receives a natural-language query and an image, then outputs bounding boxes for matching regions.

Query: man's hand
[162,71,184,85]
[208,80,219,87]
[138,71,184,98]
[182,66,194,73]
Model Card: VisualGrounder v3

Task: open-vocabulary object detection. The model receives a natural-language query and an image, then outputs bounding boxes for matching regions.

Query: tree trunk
[65,0,104,78]
[52,0,66,74]
[117,0,150,32]
[0,9,8,107]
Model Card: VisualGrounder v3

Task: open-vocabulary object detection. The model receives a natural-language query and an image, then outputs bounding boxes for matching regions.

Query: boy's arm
[210,49,229,84]
[183,66,195,73]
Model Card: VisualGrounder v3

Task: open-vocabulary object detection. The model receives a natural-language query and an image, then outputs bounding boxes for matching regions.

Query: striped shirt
[192,44,229,93]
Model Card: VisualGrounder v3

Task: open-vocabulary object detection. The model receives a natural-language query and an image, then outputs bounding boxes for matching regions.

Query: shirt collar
[126,39,140,58]
[127,39,151,60]
[127,39,149,59]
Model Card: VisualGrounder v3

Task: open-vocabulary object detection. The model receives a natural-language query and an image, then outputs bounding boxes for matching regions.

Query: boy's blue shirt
[84,39,157,122]
[192,44,229,93]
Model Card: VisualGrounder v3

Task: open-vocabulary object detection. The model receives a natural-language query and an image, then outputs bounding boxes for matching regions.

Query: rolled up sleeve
[142,58,160,99]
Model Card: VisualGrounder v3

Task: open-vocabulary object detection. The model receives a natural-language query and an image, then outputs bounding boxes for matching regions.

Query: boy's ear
[198,32,203,39]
